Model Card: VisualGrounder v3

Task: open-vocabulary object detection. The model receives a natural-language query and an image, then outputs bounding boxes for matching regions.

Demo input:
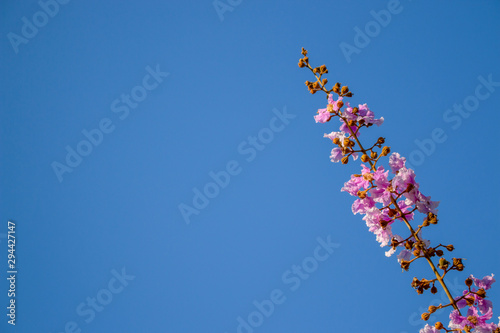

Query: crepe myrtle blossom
[449,306,498,332]
[314,94,343,123]
[298,49,497,333]
[456,275,496,314]
[419,324,440,333]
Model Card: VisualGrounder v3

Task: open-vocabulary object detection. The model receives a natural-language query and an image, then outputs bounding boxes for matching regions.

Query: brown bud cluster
[411,277,432,294]
[452,258,464,271]
[423,212,438,225]
[438,258,450,270]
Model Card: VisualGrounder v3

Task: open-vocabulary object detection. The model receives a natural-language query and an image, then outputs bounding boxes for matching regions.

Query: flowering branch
[298,48,499,333]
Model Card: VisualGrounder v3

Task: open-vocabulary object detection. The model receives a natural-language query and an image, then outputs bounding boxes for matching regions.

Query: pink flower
[456,289,493,314]
[352,197,375,215]
[415,192,440,214]
[392,167,417,193]
[389,152,406,174]
[362,207,395,247]
[419,324,440,333]
[472,274,496,290]
[314,108,331,123]
[324,131,346,142]
[397,249,412,263]
[449,306,497,332]
[341,174,370,197]
[330,148,343,163]
[328,94,343,112]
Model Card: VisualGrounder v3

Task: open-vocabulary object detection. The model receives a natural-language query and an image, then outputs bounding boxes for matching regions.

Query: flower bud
[438,258,449,270]
[357,190,367,199]
[320,65,328,74]
[333,82,341,93]
[421,312,430,321]
[431,285,438,294]
[377,137,385,145]
[436,249,444,257]
[352,107,359,114]
[361,154,370,162]
[341,156,349,164]
[476,288,486,298]
[428,305,437,314]
[298,60,305,68]
[381,146,391,156]
[345,92,353,97]
[370,151,378,159]
[435,322,444,330]
[445,244,454,251]
[301,47,307,56]
[333,138,340,145]
[341,86,349,94]
[400,260,410,271]
[337,100,344,109]
[465,277,473,287]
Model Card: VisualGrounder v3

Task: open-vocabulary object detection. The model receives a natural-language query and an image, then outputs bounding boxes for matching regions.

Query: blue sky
[1,1,499,332]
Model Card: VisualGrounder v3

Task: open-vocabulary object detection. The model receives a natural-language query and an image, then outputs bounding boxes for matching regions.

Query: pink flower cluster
[339,153,438,254]
[308,73,498,332]
[448,275,499,332]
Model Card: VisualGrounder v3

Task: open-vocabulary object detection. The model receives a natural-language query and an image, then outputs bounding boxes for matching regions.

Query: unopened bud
[476,288,486,298]
[438,258,449,270]
[320,65,328,74]
[361,154,370,162]
[333,83,341,93]
[357,190,367,199]
[352,107,359,114]
[435,322,444,330]
[445,244,454,251]
[400,260,410,271]
[428,305,437,314]
[345,92,353,97]
[341,156,349,164]
[421,312,430,321]
[436,249,444,257]
[370,151,378,159]
[341,86,349,94]
[377,137,385,145]
[431,285,438,294]
[332,138,340,145]
[465,278,473,287]
[298,60,305,68]
[381,146,391,156]
[337,100,344,109]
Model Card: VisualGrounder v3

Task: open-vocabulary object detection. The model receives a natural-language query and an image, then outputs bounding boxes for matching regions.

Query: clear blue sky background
[1,1,499,332]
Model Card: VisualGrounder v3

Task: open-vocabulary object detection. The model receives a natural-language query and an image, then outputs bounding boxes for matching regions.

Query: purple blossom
[389,152,406,174]
[472,274,496,290]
